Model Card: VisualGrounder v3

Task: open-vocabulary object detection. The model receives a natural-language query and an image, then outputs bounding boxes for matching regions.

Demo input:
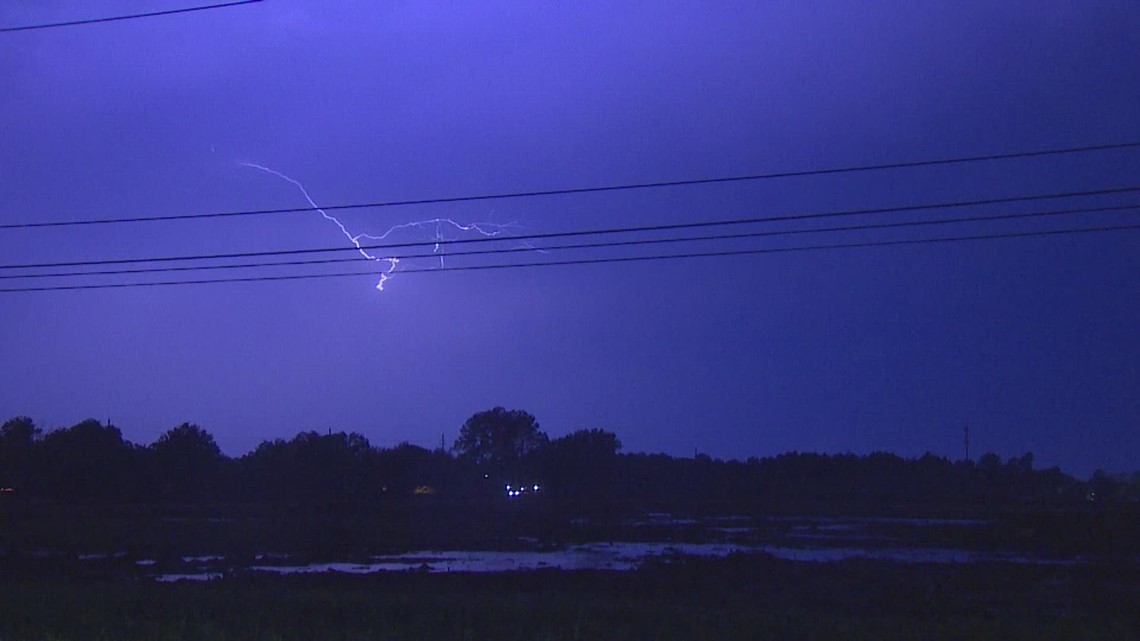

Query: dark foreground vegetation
[4,408,1140,559]
[3,409,1137,511]
[2,556,1139,640]
[3,409,1139,639]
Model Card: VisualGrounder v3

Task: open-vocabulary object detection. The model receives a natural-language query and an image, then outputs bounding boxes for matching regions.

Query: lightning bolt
[240,163,529,291]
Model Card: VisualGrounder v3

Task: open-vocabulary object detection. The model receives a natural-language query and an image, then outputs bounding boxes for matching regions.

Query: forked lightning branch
[241,162,525,291]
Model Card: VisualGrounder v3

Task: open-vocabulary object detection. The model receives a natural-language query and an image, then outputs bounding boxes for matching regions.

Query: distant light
[533,485,539,491]
[506,484,511,490]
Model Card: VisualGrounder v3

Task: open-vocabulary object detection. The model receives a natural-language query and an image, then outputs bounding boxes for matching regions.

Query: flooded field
[6,510,1138,639]
[170,540,1069,582]
[12,509,1133,584]
[82,512,1109,582]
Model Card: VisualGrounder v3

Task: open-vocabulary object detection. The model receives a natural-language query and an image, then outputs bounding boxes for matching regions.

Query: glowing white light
[533,485,539,491]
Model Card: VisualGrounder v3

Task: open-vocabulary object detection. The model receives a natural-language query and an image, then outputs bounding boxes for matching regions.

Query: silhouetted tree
[542,429,622,500]
[550,429,621,460]
[1007,452,1034,473]
[0,413,1107,511]
[150,423,224,501]
[375,442,456,496]
[0,416,40,488]
[0,416,39,444]
[1089,469,1122,503]
[39,419,141,501]
[978,452,1002,471]
[1121,473,1140,502]
[453,408,547,477]
[240,431,374,504]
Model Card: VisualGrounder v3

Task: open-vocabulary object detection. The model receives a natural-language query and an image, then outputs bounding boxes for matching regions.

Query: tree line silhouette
[1,408,1135,510]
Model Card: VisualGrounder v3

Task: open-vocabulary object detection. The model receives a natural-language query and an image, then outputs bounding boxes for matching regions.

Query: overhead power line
[2,223,1137,293]
[0,0,263,33]
[2,141,1138,230]
[4,202,1136,281]
[2,184,1136,271]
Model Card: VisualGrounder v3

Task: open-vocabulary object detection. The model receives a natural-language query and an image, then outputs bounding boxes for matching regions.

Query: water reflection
[48,513,1096,582]
[157,538,1078,583]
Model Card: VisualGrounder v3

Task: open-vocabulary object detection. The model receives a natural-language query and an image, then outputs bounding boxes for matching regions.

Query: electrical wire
[3,202,1136,281]
[0,0,263,33]
[2,185,1137,271]
[2,141,1137,229]
[2,223,1136,293]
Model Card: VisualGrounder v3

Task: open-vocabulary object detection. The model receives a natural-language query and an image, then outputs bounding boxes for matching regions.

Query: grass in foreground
[1,555,1138,640]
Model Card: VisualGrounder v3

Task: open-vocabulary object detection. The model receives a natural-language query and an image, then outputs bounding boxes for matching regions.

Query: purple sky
[1,1,1137,476]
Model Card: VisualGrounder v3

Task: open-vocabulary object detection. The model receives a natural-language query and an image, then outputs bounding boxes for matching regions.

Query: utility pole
[964,424,971,462]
